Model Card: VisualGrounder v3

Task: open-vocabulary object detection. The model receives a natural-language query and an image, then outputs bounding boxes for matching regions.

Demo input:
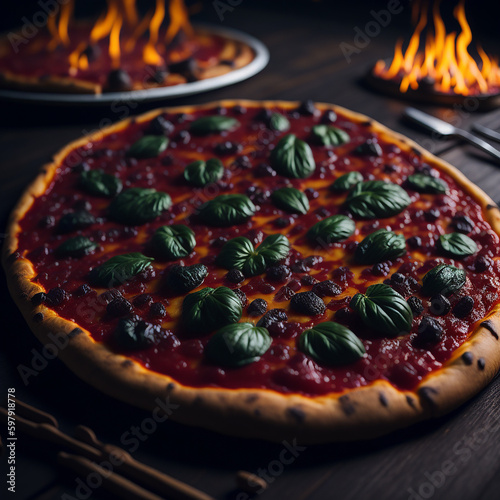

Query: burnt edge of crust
[477,358,486,370]
[33,312,44,323]
[287,407,306,423]
[406,395,416,409]
[379,392,389,407]
[7,252,20,265]
[487,204,500,211]
[338,395,356,416]
[480,320,499,340]
[418,387,439,411]
[461,351,474,365]
[68,327,83,339]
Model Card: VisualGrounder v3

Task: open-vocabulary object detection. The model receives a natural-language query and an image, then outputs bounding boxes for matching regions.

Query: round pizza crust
[3,100,500,444]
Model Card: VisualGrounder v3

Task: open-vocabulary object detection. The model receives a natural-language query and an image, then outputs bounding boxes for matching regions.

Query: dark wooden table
[2,4,500,500]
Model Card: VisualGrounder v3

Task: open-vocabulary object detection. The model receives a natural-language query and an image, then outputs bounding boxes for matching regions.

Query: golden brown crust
[4,100,500,444]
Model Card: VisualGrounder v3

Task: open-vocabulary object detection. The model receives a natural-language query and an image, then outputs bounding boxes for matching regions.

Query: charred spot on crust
[166,382,176,393]
[193,396,203,405]
[478,358,486,370]
[461,352,474,365]
[33,312,44,323]
[7,252,20,264]
[254,408,262,417]
[379,392,389,407]
[246,394,259,403]
[418,387,439,410]
[486,204,499,211]
[480,320,499,340]
[287,406,306,423]
[406,395,416,408]
[68,328,83,339]
[121,359,134,368]
[338,395,356,415]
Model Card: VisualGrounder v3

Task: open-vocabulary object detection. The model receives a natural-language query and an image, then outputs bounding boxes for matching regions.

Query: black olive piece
[39,215,56,228]
[248,298,268,316]
[148,115,175,136]
[407,296,424,316]
[168,57,198,81]
[255,163,276,177]
[406,236,422,249]
[452,296,474,318]
[107,297,133,317]
[233,105,247,115]
[233,288,248,307]
[451,214,475,234]
[150,302,166,318]
[31,292,46,306]
[74,284,91,297]
[106,69,132,92]
[72,162,91,173]
[425,208,440,222]
[257,309,288,328]
[354,142,383,157]
[290,291,326,316]
[312,280,342,298]
[474,255,491,273]
[133,294,153,308]
[214,141,242,155]
[417,317,443,345]
[226,269,245,284]
[266,264,291,283]
[297,100,318,116]
[321,110,337,124]
[46,287,67,307]
[429,294,451,316]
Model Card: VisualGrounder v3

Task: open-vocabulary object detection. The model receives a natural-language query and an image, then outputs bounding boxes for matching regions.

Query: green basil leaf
[307,215,355,246]
[269,113,290,132]
[355,229,406,264]
[311,125,350,147]
[165,264,208,294]
[421,264,466,296]
[271,187,310,214]
[205,322,272,367]
[330,171,363,192]
[407,173,448,194]
[58,210,96,233]
[181,286,242,333]
[190,116,240,135]
[56,236,98,258]
[114,316,157,351]
[184,158,224,187]
[346,180,411,219]
[127,135,168,158]
[217,234,290,277]
[152,225,196,260]
[270,134,316,179]
[299,321,365,366]
[350,284,413,336]
[256,234,290,263]
[79,170,122,198]
[198,194,256,226]
[90,253,154,287]
[216,236,255,271]
[109,188,172,225]
[439,233,478,258]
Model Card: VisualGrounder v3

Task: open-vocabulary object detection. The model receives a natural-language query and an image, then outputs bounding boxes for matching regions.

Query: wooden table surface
[1,4,500,500]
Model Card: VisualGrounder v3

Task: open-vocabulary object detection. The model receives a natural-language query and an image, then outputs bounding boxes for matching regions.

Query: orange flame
[48,0,194,73]
[374,0,500,96]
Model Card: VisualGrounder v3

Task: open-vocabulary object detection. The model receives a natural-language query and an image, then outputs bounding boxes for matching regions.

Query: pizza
[3,100,500,444]
[0,13,254,94]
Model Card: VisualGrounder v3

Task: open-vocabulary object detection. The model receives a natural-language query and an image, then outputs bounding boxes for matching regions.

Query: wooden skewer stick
[74,425,215,500]
[15,400,59,428]
[0,407,101,461]
[58,452,163,500]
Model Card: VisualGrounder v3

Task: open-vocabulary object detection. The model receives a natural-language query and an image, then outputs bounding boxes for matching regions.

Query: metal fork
[403,107,500,163]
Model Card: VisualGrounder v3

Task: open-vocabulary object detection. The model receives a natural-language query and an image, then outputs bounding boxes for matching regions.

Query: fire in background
[373,0,500,97]
[0,0,254,93]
